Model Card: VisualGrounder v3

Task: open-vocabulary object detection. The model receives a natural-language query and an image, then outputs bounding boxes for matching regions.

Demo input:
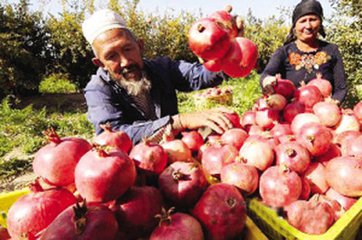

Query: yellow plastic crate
[0,189,268,240]
[247,197,362,240]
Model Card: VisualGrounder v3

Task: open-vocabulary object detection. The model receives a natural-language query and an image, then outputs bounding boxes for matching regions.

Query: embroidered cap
[82,9,127,45]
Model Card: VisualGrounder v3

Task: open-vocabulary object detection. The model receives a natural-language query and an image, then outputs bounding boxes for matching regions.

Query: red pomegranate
[220,162,259,195]
[241,110,256,131]
[188,18,231,60]
[209,5,238,38]
[181,131,204,152]
[150,208,204,240]
[272,74,297,100]
[334,109,360,134]
[75,147,136,202]
[129,140,168,175]
[312,100,342,127]
[275,141,311,174]
[33,128,92,186]
[220,128,248,150]
[158,161,209,208]
[192,183,247,240]
[283,101,306,123]
[307,73,333,98]
[6,181,77,239]
[115,186,164,239]
[161,139,192,163]
[304,162,329,194]
[353,101,362,124]
[259,165,302,207]
[294,83,323,109]
[39,201,119,240]
[325,156,362,197]
[93,123,133,154]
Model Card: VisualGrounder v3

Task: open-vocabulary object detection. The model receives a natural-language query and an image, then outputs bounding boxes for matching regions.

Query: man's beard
[110,66,152,96]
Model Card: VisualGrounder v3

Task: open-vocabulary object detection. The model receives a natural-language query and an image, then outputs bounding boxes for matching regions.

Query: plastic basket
[0,189,268,240]
[247,197,362,240]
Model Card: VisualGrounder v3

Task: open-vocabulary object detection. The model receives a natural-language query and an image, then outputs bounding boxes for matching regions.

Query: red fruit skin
[209,10,238,38]
[304,162,329,194]
[294,84,323,109]
[181,131,204,152]
[158,161,209,209]
[192,183,247,240]
[203,59,223,72]
[285,199,334,235]
[188,18,231,60]
[93,126,133,154]
[7,188,77,240]
[129,141,168,175]
[325,156,362,197]
[259,166,302,208]
[75,149,137,202]
[224,112,242,128]
[307,74,333,98]
[115,186,164,239]
[150,212,204,240]
[220,162,259,195]
[275,141,311,174]
[39,203,119,240]
[33,136,92,187]
[220,128,248,150]
[273,76,297,100]
[353,101,362,124]
[0,227,10,240]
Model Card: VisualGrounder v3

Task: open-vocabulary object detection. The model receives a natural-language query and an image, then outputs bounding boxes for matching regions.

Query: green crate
[247,197,362,240]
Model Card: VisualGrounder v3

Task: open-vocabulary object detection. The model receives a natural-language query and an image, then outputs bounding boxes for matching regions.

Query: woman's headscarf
[284,0,326,45]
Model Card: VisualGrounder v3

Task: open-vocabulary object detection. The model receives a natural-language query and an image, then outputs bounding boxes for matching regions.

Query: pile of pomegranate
[188,6,258,78]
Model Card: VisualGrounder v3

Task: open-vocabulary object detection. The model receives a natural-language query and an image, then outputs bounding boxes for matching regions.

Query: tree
[328,0,362,106]
[0,0,49,98]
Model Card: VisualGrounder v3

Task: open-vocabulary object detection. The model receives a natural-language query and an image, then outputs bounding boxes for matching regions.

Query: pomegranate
[325,156,362,197]
[220,128,248,150]
[290,112,320,135]
[307,73,333,98]
[275,141,311,174]
[284,199,334,234]
[129,140,168,175]
[255,108,280,130]
[241,110,256,131]
[333,130,361,155]
[222,37,258,78]
[115,186,164,239]
[300,177,311,200]
[188,18,231,60]
[312,100,342,127]
[283,101,306,123]
[39,201,119,240]
[239,135,274,171]
[345,135,362,157]
[161,139,192,163]
[259,165,302,207]
[353,101,362,124]
[192,183,247,240]
[75,147,136,202]
[93,123,133,153]
[270,123,293,142]
[296,122,333,156]
[201,143,238,176]
[264,94,287,111]
[150,208,204,240]
[315,143,341,166]
[6,181,77,239]
[224,111,242,128]
[304,162,329,194]
[220,162,259,195]
[294,83,323,109]
[33,128,92,186]
[334,109,360,134]
[181,130,204,152]
[325,188,358,211]
[209,5,238,38]
[272,74,297,100]
[158,161,209,208]
[203,58,223,72]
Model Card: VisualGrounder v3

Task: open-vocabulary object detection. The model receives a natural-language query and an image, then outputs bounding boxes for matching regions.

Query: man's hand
[172,107,234,134]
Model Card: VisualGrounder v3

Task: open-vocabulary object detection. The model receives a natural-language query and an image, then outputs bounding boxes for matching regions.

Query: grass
[0,72,262,184]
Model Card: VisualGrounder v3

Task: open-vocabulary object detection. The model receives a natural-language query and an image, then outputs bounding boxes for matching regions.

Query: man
[82,9,236,144]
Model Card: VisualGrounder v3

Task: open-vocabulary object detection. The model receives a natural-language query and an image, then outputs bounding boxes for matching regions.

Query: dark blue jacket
[84,56,226,144]
[260,40,347,102]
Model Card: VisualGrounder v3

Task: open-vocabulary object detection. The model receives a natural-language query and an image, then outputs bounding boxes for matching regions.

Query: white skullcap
[82,9,127,45]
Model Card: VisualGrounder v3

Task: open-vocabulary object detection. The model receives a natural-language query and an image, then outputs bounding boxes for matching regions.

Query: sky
[6,0,335,20]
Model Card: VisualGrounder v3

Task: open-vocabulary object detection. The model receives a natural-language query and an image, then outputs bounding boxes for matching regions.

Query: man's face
[92,28,144,82]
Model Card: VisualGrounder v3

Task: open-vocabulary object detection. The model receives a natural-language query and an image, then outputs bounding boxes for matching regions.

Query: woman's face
[294,14,321,43]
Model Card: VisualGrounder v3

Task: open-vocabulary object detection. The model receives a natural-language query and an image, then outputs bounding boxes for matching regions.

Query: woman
[260,0,347,102]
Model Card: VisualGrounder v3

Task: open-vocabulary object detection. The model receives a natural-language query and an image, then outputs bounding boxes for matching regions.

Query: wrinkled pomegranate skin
[192,183,247,240]
[39,204,119,240]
